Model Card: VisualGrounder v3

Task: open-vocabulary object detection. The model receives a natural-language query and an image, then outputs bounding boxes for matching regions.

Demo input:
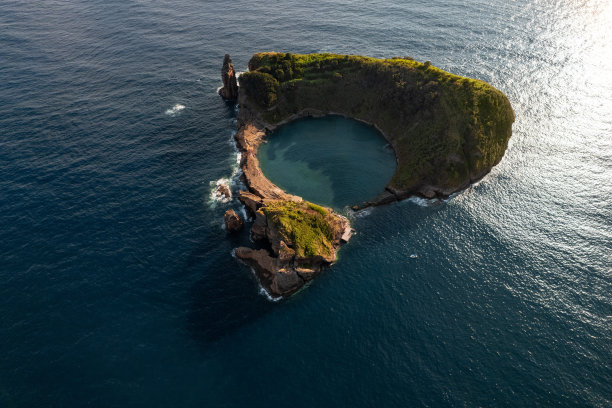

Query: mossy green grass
[262,200,337,258]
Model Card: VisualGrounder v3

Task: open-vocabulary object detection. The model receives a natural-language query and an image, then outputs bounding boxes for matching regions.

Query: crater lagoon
[258,116,396,209]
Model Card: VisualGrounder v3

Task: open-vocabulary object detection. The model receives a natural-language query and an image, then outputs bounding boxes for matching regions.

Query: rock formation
[234,199,351,298]
[219,54,238,100]
[216,183,231,200]
[224,209,243,232]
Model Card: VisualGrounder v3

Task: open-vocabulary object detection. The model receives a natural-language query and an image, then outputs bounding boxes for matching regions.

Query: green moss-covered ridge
[239,52,515,196]
[262,200,338,259]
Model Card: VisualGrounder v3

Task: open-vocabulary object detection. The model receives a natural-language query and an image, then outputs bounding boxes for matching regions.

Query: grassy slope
[239,52,514,193]
[262,200,337,259]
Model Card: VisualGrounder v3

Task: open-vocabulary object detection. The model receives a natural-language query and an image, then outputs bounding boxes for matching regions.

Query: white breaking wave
[208,131,243,207]
[209,178,232,205]
[353,208,372,218]
[239,206,249,222]
[252,269,282,302]
[407,196,436,207]
[165,104,185,116]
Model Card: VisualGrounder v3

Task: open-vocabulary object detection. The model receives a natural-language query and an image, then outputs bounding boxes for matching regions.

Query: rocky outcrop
[216,183,232,200]
[219,54,238,100]
[234,194,353,297]
[234,247,313,298]
[224,209,243,232]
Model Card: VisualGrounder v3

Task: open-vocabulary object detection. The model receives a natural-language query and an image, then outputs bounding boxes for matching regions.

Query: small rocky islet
[219,52,514,298]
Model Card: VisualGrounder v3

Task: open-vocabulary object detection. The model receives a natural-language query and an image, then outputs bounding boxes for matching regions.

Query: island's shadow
[185,227,276,345]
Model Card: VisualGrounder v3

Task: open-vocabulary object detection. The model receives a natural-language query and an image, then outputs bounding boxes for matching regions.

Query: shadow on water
[222,98,238,116]
[185,225,276,345]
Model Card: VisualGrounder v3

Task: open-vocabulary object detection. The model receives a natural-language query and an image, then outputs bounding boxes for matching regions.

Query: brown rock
[234,247,278,292]
[224,209,243,232]
[251,210,267,241]
[422,188,436,199]
[295,267,318,282]
[238,191,262,216]
[273,269,303,295]
[219,54,238,100]
[278,241,295,264]
[217,183,231,200]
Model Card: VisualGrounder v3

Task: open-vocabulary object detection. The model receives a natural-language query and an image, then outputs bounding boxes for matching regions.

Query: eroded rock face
[234,246,322,298]
[219,54,238,100]
[224,209,243,232]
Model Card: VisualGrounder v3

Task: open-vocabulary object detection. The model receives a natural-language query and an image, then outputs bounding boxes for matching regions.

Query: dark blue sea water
[1,0,610,406]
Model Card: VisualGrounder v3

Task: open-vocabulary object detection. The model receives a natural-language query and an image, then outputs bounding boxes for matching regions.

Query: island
[219,52,514,298]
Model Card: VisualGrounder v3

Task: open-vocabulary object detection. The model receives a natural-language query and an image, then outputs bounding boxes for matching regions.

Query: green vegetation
[262,200,336,258]
[239,52,515,193]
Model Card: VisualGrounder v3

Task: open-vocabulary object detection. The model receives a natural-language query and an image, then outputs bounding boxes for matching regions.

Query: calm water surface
[0,0,610,406]
[258,116,395,209]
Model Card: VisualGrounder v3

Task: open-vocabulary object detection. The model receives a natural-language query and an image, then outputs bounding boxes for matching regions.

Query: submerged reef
[222,52,514,297]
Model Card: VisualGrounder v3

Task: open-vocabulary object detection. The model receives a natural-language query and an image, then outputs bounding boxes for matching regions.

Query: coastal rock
[224,209,243,232]
[234,247,279,292]
[242,152,300,201]
[238,190,263,216]
[278,241,295,264]
[219,54,238,100]
[250,210,267,241]
[233,247,293,297]
[234,246,321,297]
[217,183,232,200]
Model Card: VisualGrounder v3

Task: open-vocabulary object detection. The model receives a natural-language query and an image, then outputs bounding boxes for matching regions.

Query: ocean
[1,0,610,406]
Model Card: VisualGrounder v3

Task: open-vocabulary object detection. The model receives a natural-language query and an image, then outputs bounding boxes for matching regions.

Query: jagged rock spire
[219,54,238,100]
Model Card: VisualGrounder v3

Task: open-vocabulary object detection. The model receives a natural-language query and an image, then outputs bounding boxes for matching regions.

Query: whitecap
[209,178,232,205]
[165,104,185,116]
[250,268,282,302]
[353,208,372,218]
[406,196,438,207]
[239,206,249,222]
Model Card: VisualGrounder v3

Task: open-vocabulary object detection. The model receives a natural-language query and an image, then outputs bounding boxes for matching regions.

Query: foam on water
[257,283,283,302]
[209,132,243,207]
[164,103,185,116]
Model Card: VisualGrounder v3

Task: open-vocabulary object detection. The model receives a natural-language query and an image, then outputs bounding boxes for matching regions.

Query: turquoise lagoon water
[1,0,610,406]
[258,116,396,209]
